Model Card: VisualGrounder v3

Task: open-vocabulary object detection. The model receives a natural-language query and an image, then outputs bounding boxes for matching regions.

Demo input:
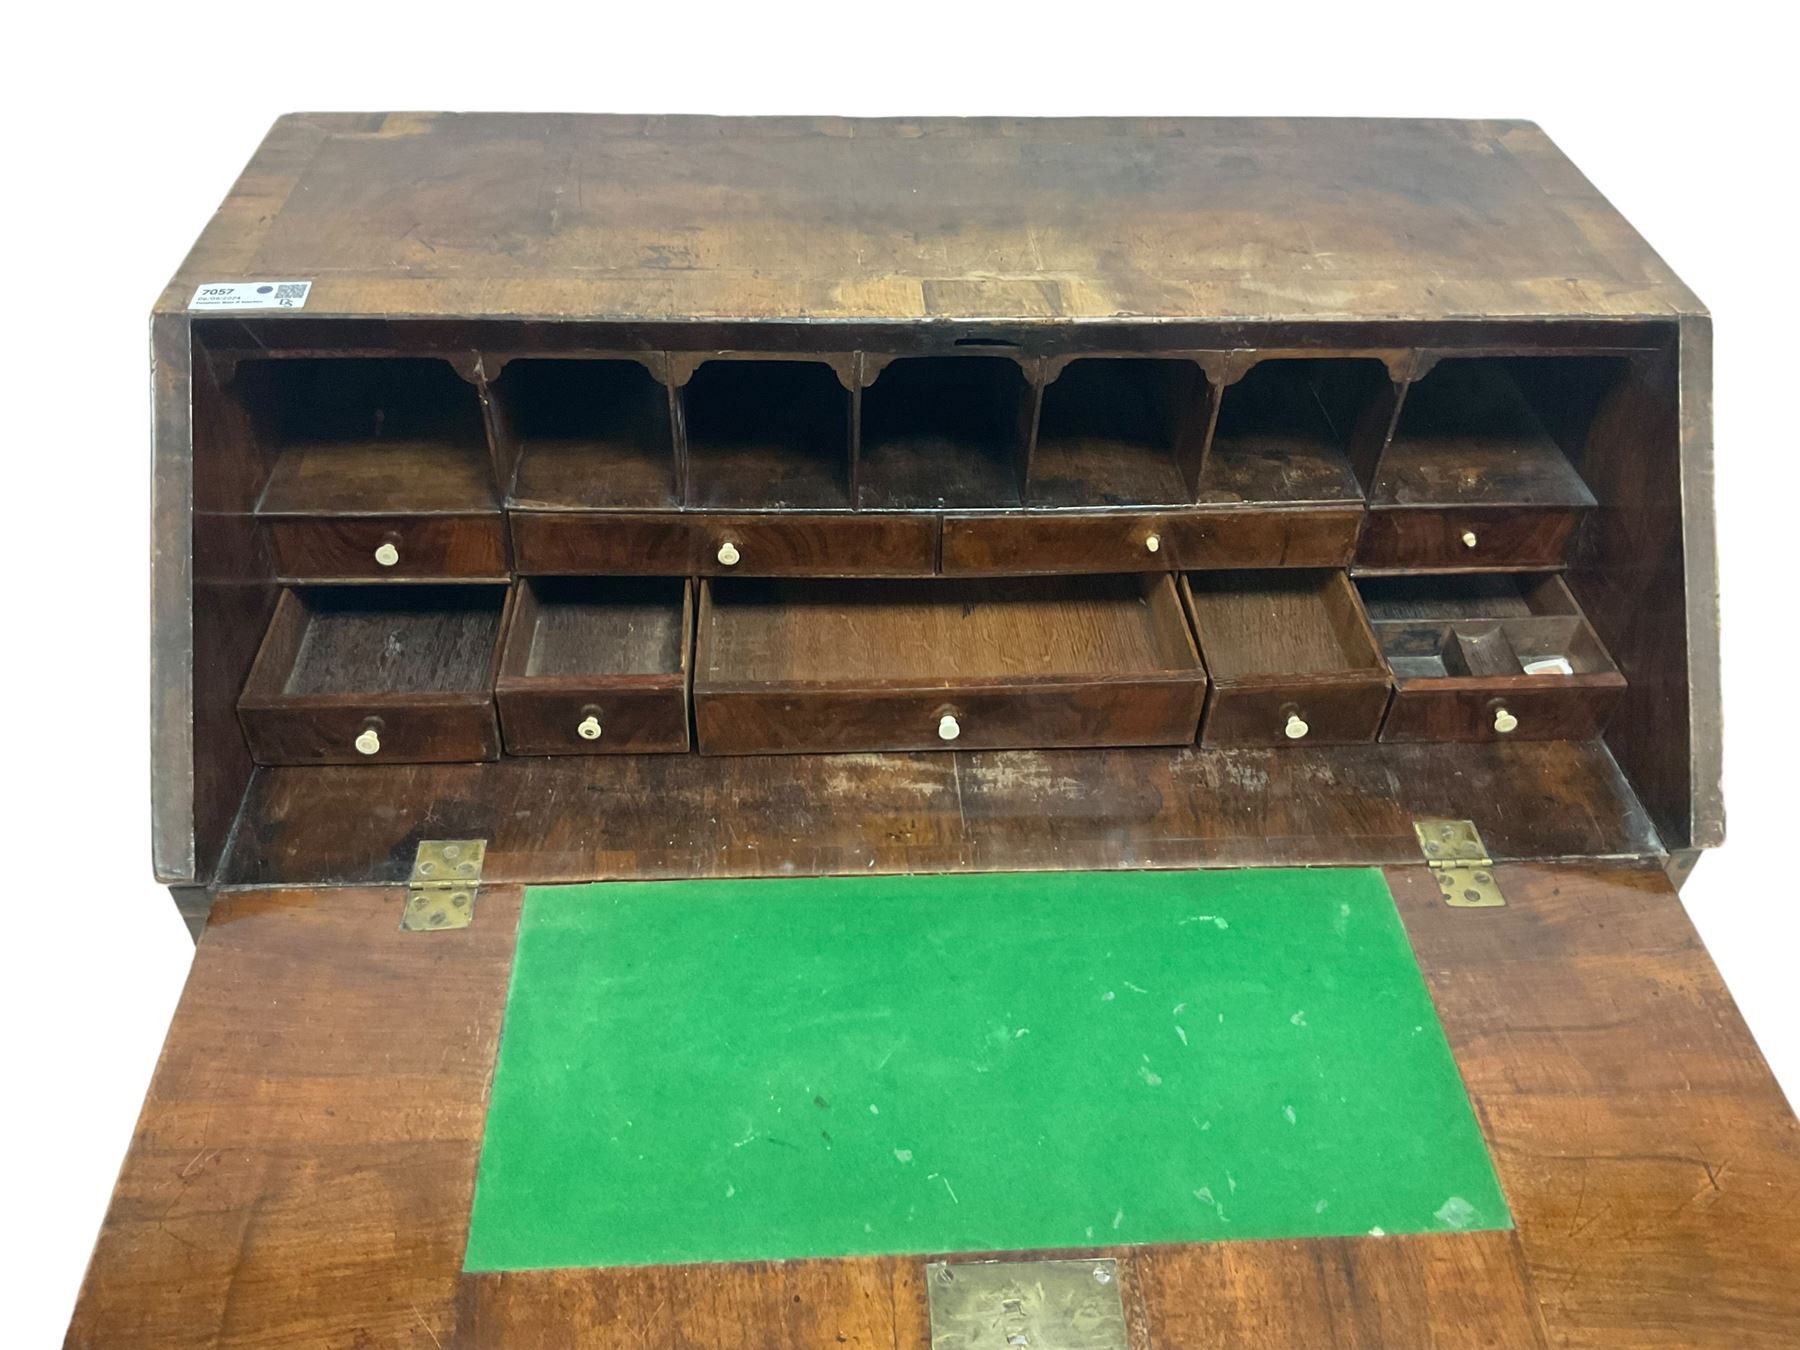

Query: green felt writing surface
[465,868,1508,1271]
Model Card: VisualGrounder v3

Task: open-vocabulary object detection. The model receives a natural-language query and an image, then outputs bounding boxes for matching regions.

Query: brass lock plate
[402,838,486,931]
[1413,819,1505,908]
[926,1258,1126,1350]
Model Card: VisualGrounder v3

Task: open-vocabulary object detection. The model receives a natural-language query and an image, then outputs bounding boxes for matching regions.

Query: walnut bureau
[69,115,1800,1348]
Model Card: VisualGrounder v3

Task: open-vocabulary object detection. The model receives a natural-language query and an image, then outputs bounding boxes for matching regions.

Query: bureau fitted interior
[182,321,1693,886]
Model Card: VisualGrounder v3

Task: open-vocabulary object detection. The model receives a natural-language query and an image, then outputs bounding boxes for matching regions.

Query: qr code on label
[188,280,313,311]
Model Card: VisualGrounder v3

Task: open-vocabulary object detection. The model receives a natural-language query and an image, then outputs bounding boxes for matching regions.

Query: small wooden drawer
[237,585,507,765]
[1361,574,1625,742]
[495,577,693,755]
[1182,570,1390,747]
[1173,506,1363,569]
[941,513,1175,574]
[266,514,510,580]
[511,511,937,576]
[940,506,1360,575]
[1355,505,1584,571]
[693,574,1207,754]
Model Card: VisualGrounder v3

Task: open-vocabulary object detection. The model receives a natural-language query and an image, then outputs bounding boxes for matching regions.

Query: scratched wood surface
[216,741,1661,888]
[159,114,1703,323]
[67,865,1800,1347]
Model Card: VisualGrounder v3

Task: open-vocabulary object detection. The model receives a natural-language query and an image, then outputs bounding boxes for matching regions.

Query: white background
[3,4,1791,1342]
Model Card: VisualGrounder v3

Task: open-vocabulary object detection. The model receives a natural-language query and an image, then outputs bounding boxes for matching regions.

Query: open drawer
[1183,569,1391,747]
[494,577,693,755]
[692,574,1206,754]
[237,585,508,765]
[1360,573,1626,742]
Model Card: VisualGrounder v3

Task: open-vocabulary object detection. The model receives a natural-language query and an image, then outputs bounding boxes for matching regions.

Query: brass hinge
[402,839,486,931]
[1413,819,1505,908]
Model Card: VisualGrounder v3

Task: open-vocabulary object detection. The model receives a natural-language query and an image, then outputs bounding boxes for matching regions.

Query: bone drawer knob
[1461,530,1479,549]
[374,542,400,567]
[577,714,603,741]
[1493,707,1519,734]
[1144,533,1162,554]
[354,728,381,756]
[937,714,961,742]
[1284,712,1310,740]
[716,540,741,567]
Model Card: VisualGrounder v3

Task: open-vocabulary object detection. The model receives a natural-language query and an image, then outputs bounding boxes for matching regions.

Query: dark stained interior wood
[502,576,687,680]
[68,865,1800,1348]
[274,586,507,696]
[1362,572,1579,620]
[498,357,677,510]
[250,357,499,515]
[1185,569,1382,680]
[1204,358,1380,505]
[684,358,851,509]
[697,574,1198,685]
[858,356,1028,509]
[1374,359,1597,509]
[1029,357,1202,507]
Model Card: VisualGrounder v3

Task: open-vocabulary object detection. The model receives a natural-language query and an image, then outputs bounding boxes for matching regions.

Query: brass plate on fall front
[926,1258,1127,1350]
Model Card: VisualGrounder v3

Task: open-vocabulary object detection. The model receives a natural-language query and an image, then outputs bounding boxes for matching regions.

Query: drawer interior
[499,577,689,682]
[1203,359,1381,506]
[684,360,850,510]
[858,356,1029,509]
[1029,357,1205,507]
[252,585,509,699]
[1185,569,1384,684]
[1372,357,1609,509]
[248,358,498,515]
[497,359,676,510]
[697,573,1200,687]
[1359,574,1620,683]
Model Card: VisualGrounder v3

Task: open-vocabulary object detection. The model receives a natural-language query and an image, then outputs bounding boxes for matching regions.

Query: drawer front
[1379,683,1622,743]
[1356,506,1583,571]
[267,515,509,580]
[497,685,690,756]
[512,512,937,576]
[695,679,1205,755]
[941,514,1173,574]
[238,700,500,766]
[941,507,1361,574]
[1168,508,1362,570]
[1201,678,1391,748]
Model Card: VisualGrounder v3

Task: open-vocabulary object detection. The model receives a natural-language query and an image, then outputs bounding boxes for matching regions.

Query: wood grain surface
[67,864,1800,1347]
[159,115,1703,322]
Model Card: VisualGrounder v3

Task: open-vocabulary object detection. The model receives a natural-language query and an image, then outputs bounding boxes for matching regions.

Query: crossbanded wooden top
[160,113,1703,324]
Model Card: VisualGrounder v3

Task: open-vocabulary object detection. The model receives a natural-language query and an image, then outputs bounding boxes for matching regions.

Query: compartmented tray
[495,577,693,755]
[237,585,509,765]
[1183,569,1391,747]
[692,574,1207,754]
[1360,573,1625,741]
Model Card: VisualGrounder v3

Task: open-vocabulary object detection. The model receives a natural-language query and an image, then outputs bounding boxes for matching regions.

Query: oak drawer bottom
[238,585,508,766]
[494,577,693,755]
